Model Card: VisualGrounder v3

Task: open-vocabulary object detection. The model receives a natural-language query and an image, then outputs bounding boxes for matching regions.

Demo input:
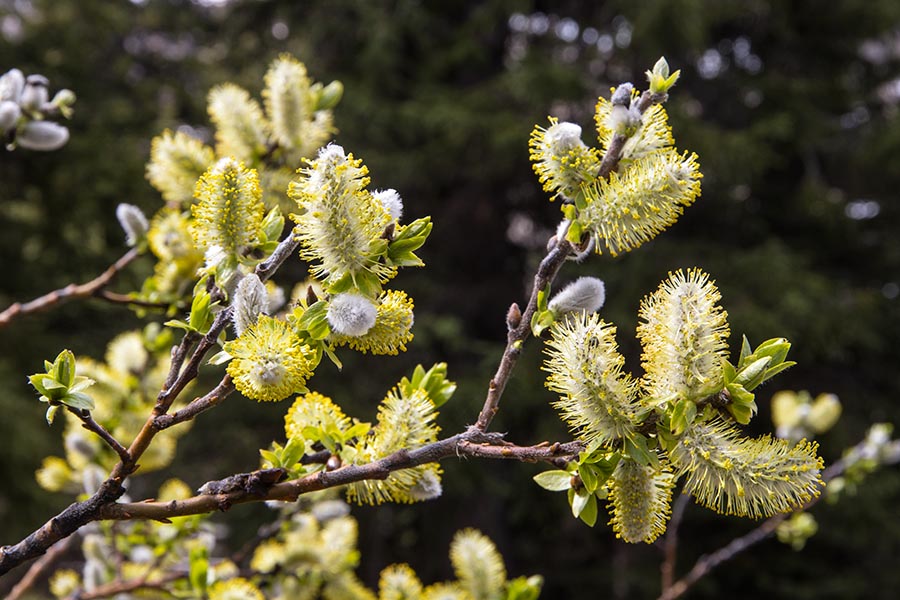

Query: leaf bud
[315,80,344,111]
[325,454,342,471]
[327,293,377,337]
[115,203,149,247]
[0,68,25,102]
[232,274,270,336]
[20,74,49,112]
[16,120,69,151]
[548,277,606,315]
[506,302,522,331]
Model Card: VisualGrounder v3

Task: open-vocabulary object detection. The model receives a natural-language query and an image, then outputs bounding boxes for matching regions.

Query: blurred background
[2,0,899,597]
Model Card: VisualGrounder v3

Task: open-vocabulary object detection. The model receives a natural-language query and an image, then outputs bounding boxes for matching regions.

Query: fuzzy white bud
[232,274,270,335]
[373,188,404,221]
[0,68,25,102]
[0,100,20,132]
[327,293,377,337]
[549,277,606,315]
[20,74,49,112]
[16,120,69,151]
[115,203,149,247]
[546,121,584,154]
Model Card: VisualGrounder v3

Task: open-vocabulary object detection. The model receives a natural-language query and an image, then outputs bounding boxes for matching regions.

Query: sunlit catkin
[607,457,675,543]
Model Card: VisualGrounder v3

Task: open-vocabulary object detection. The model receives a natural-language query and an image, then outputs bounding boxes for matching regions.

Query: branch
[0,248,140,328]
[153,376,235,430]
[95,290,174,311]
[0,229,304,575]
[67,570,184,600]
[99,432,582,521]
[68,407,130,464]
[659,493,691,593]
[4,534,78,600]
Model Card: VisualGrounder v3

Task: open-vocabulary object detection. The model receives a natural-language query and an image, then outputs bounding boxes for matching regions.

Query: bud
[771,391,803,430]
[373,188,404,221]
[327,293,377,337]
[548,277,606,315]
[232,274,270,335]
[0,100,20,133]
[20,74,49,112]
[806,393,841,434]
[16,120,69,151]
[610,82,634,106]
[409,468,443,501]
[506,302,522,331]
[0,68,25,102]
[315,80,344,110]
[115,203,149,247]
[646,56,681,94]
[50,88,76,118]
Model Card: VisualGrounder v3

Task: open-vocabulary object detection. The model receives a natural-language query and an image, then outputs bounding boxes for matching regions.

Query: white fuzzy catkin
[115,203,149,247]
[327,293,377,337]
[16,120,69,151]
[372,188,404,221]
[549,277,606,315]
[232,274,270,335]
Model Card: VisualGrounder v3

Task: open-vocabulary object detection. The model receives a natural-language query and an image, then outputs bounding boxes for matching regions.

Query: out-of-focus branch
[659,493,692,593]
[0,248,140,328]
[4,534,78,600]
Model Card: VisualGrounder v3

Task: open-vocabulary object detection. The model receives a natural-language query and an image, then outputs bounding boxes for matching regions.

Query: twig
[98,432,582,521]
[152,377,235,430]
[68,570,184,600]
[4,533,78,600]
[69,408,130,464]
[95,290,174,311]
[660,493,691,592]
[0,248,140,328]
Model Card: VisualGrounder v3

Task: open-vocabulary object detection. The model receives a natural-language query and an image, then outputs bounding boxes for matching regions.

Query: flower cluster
[1,68,75,151]
[529,62,701,256]
[540,269,823,542]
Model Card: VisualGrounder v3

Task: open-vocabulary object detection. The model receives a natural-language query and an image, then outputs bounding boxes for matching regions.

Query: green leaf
[739,335,752,368]
[734,356,771,390]
[722,358,736,384]
[189,546,208,596]
[578,493,598,526]
[530,309,555,337]
[260,206,284,242]
[207,350,232,366]
[565,219,583,244]
[54,350,76,387]
[670,398,697,436]
[623,434,657,469]
[578,464,599,493]
[571,488,591,518]
[327,272,355,294]
[761,361,796,382]
[62,392,95,411]
[188,289,213,333]
[505,576,543,600]
[534,470,572,492]
[352,270,383,297]
[728,402,755,425]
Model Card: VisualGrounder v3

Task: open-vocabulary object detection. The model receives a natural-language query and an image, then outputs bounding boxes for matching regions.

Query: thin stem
[153,377,235,430]
[67,571,184,600]
[0,248,140,328]
[660,493,691,592]
[95,290,174,311]
[69,408,130,464]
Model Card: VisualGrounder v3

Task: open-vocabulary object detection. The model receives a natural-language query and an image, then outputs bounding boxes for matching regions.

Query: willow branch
[474,88,669,433]
[68,407,130,464]
[95,290,174,311]
[659,493,692,593]
[0,230,303,576]
[99,432,581,521]
[67,571,184,600]
[0,248,140,328]
[153,376,235,430]
[4,534,78,600]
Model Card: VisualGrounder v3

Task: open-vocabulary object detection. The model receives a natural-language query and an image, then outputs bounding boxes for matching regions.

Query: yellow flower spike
[191,157,265,258]
[595,96,674,160]
[148,208,202,262]
[422,583,470,600]
[379,564,423,600]
[450,529,506,600]
[146,129,215,207]
[347,388,441,505]
[332,290,415,355]
[225,314,316,402]
[208,577,264,600]
[289,144,395,286]
[543,312,641,447]
[607,457,676,544]
[669,418,824,519]
[208,83,270,161]
[284,391,352,439]
[581,148,702,255]
[637,269,730,406]
[250,538,285,573]
[264,54,334,156]
[529,117,601,202]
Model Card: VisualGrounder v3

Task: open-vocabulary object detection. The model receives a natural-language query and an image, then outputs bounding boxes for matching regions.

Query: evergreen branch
[0,247,140,328]
[98,432,582,521]
[68,407,130,464]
